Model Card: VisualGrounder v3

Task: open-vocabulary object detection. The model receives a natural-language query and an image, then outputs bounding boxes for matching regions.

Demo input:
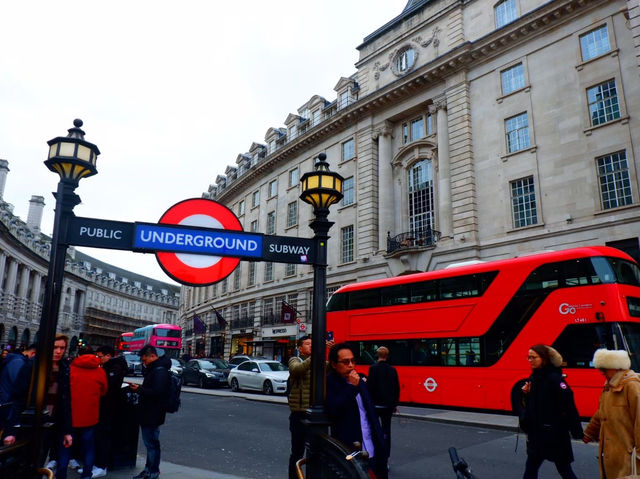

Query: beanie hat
[592,349,631,370]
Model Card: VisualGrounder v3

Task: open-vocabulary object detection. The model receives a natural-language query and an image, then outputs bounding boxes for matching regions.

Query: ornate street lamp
[28,119,100,472]
[299,153,344,478]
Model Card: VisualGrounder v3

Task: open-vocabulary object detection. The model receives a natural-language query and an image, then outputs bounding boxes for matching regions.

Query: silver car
[228,359,289,395]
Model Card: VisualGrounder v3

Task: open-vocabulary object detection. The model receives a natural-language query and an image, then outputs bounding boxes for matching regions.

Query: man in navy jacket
[326,343,388,479]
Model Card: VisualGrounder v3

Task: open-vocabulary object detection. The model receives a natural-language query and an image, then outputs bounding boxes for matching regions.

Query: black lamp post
[299,153,343,478]
[28,119,100,470]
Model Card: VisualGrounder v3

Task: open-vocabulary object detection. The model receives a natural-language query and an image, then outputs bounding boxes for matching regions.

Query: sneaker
[69,459,81,469]
[45,460,57,471]
[132,471,150,479]
[92,467,107,478]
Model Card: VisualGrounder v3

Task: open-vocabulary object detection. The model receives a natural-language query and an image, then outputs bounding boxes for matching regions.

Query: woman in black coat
[519,344,583,479]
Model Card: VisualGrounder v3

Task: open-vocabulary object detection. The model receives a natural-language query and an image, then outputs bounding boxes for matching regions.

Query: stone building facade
[179,0,640,361]
[0,160,180,354]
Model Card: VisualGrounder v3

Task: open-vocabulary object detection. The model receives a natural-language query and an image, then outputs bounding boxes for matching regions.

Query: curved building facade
[179,0,640,360]
[0,159,180,354]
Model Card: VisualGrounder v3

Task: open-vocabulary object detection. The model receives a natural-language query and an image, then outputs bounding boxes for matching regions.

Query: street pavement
[96,382,556,479]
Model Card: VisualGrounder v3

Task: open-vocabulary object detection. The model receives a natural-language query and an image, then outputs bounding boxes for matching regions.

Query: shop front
[261,324,303,364]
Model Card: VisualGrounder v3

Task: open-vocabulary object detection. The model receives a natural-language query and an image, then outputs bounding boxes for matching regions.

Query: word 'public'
[79,227,123,239]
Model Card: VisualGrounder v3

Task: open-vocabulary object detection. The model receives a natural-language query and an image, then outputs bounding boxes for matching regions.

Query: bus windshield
[154,328,181,338]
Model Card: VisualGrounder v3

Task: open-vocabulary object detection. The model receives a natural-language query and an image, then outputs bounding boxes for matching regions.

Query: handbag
[620,447,640,479]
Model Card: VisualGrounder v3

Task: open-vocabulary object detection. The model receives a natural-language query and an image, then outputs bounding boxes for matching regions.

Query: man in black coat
[93,345,128,476]
[326,343,388,479]
[367,346,400,462]
[128,345,171,479]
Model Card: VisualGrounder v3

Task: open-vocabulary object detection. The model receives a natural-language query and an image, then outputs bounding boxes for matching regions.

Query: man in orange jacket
[57,347,108,479]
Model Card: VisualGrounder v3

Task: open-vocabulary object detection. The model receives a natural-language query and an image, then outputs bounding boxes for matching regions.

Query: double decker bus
[129,324,182,359]
[326,246,640,417]
[116,332,133,353]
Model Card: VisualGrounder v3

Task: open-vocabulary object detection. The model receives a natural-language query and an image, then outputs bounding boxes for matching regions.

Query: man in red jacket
[57,347,108,479]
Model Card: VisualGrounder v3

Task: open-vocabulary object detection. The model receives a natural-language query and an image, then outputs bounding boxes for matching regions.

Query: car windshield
[209,359,228,369]
[259,362,287,372]
[125,356,140,363]
[198,360,219,371]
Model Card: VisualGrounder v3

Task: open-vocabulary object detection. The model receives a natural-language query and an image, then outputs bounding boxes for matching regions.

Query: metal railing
[387,229,441,254]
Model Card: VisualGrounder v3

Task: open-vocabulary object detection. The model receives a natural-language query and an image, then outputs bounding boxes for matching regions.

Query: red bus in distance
[116,332,133,353]
[326,246,640,417]
[129,323,182,359]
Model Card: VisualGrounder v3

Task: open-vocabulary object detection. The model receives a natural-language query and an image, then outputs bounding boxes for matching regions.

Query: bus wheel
[510,379,528,414]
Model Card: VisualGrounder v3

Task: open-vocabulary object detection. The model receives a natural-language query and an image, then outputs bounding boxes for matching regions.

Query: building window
[342,177,354,206]
[248,262,256,286]
[402,123,409,144]
[287,201,297,228]
[264,262,274,282]
[289,168,299,188]
[427,114,434,135]
[597,151,633,209]
[234,269,241,290]
[285,263,296,277]
[505,112,530,153]
[268,139,276,154]
[395,46,416,73]
[495,0,517,28]
[411,117,425,142]
[252,190,260,208]
[341,225,354,263]
[501,63,525,95]
[339,91,351,110]
[408,159,435,233]
[580,25,610,61]
[511,176,538,228]
[267,211,276,235]
[250,220,258,232]
[312,109,322,126]
[587,80,620,126]
[268,179,278,198]
[221,278,228,294]
[342,138,355,161]
[238,200,245,216]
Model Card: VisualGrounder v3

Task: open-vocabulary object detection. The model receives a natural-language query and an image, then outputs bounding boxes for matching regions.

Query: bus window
[459,338,480,366]
[350,289,380,309]
[620,323,640,371]
[410,280,438,303]
[381,284,409,306]
[327,292,348,312]
[521,263,560,291]
[441,338,458,366]
[610,258,640,286]
[553,323,624,368]
[564,259,597,286]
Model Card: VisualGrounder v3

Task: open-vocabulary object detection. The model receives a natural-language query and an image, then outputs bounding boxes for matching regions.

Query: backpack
[166,371,182,413]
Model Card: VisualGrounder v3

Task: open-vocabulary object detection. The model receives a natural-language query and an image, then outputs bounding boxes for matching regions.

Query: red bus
[116,332,133,353]
[326,246,640,417]
[129,323,182,359]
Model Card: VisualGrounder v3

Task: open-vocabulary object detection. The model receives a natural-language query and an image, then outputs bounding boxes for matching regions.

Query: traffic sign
[299,323,306,332]
[154,198,244,285]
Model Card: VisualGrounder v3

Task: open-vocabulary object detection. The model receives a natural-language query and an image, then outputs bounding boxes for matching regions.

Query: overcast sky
[0,0,407,284]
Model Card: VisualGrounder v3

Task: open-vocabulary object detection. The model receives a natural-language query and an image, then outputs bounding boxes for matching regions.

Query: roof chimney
[27,195,45,233]
[0,160,9,200]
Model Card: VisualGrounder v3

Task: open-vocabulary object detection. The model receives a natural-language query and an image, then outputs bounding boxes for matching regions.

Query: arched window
[395,47,416,73]
[20,328,30,347]
[8,326,18,347]
[408,159,435,234]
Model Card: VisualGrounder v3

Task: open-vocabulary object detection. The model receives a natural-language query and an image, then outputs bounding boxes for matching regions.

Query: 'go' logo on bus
[559,303,577,315]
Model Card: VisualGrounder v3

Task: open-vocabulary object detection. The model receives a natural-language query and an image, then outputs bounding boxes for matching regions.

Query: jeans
[522,455,578,479]
[288,412,306,479]
[140,425,161,474]
[57,426,96,479]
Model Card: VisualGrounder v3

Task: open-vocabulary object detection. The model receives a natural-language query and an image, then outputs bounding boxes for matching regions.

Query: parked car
[123,354,142,376]
[228,355,268,369]
[182,359,229,388]
[170,358,185,377]
[228,359,289,395]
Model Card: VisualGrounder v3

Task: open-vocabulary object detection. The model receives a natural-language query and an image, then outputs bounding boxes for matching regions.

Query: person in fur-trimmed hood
[519,344,583,479]
[584,349,640,479]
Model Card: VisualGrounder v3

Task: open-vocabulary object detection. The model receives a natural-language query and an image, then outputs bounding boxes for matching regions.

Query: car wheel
[231,378,240,392]
[263,380,273,395]
[199,376,205,389]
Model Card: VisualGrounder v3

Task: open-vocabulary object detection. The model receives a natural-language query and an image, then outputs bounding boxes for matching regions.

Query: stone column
[377,122,395,251]
[5,259,18,296]
[18,266,30,298]
[433,95,452,239]
[0,253,7,290]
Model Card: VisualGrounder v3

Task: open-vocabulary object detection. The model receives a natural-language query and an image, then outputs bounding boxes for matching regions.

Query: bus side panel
[348,304,474,336]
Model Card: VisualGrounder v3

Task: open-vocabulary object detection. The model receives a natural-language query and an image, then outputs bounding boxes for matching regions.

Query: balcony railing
[230,316,253,330]
[387,229,440,254]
